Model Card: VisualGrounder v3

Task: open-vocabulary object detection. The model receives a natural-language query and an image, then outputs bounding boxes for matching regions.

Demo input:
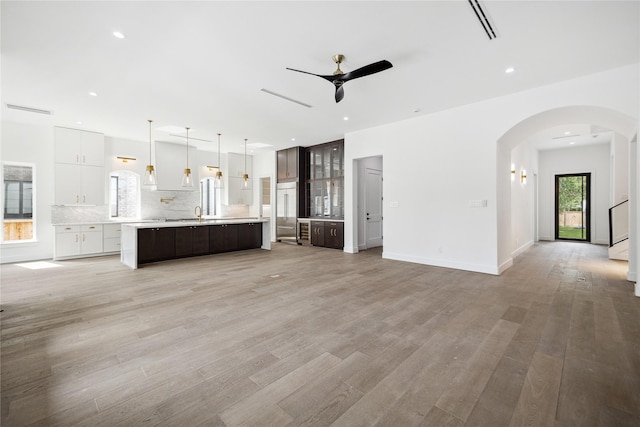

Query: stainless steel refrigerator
[276,182,298,244]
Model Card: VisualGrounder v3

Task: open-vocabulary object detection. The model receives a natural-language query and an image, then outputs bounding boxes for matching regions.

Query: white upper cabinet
[54,127,105,205]
[155,141,199,191]
[223,152,253,205]
[55,127,104,166]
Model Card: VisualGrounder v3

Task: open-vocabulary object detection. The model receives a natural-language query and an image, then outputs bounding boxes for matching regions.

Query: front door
[365,168,383,248]
[555,173,591,242]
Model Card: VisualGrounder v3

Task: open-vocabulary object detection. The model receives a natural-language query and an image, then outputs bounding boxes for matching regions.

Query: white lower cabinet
[103,224,122,253]
[55,225,104,259]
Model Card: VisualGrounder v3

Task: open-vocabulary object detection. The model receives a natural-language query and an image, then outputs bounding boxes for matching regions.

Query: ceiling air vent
[468,0,497,40]
[260,89,312,108]
[6,103,53,115]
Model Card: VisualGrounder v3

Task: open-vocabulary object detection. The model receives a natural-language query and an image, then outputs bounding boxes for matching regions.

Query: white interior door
[365,168,383,248]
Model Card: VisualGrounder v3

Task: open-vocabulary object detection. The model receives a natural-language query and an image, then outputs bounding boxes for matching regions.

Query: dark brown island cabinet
[137,223,262,265]
[137,227,176,264]
[311,221,344,249]
[175,225,210,258]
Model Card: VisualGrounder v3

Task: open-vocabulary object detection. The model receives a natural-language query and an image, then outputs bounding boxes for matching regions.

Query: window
[109,171,139,219]
[200,178,218,216]
[2,163,35,242]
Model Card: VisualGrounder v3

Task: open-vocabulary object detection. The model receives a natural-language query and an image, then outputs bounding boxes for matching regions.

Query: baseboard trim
[383,252,501,275]
[512,240,534,258]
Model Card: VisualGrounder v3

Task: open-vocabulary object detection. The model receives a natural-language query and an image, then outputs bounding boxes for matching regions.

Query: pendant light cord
[185,127,190,169]
[148,119,153,163]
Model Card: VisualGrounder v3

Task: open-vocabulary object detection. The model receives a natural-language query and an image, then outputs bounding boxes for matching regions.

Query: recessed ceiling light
[291,138,296,142]
[564,131,571,135]
[343,116,349,121]
[569,142,576,145]
[76,121,83,125]
[505,67,515,74]
[113,31,125,39]
[89,92,98,97]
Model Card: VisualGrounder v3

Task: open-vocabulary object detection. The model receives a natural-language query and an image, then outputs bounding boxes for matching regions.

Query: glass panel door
[555,173,590,241]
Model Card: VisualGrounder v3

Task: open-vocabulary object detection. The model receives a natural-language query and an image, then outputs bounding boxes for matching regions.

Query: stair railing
[608,199,629,247]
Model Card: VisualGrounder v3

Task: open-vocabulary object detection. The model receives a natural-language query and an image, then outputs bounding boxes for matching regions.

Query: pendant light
[242,138,250,190]
[181,127,193,187]
[215,133,224,189]
[143,119,156,186]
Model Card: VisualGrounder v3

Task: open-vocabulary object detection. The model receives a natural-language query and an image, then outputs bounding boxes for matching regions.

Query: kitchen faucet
[195,206,202,222]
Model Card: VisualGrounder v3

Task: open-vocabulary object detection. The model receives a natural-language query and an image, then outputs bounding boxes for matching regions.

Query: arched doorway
[496,106,638,278]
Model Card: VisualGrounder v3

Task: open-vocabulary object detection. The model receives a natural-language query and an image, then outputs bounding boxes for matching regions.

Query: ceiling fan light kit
[287,54,393,103]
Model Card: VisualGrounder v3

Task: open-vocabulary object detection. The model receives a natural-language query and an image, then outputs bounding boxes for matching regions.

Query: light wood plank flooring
[1,242,639,426]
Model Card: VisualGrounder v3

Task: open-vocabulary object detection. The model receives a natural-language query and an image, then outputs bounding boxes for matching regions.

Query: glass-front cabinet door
[306,140,344,219]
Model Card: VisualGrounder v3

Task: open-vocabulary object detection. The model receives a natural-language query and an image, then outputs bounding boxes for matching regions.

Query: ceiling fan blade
[286,67,323,78]
[338,60,393,82]
[335,84,344,103]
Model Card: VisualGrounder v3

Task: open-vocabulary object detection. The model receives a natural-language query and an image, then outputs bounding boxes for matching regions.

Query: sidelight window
[2,163,35,242]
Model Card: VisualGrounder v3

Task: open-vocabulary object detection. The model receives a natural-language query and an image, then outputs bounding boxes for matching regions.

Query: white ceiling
[2,1,638,153]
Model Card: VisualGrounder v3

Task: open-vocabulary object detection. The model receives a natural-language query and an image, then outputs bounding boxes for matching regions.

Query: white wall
[510,141,537,256]
[610,132,630,205]
[356,156,383,250]
[251,151,277,241]
[0,121,55,263]
[538,144,610,244]
[346,63,639,275]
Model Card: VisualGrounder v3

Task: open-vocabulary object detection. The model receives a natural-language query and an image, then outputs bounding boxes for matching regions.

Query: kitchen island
[121,218,270,269]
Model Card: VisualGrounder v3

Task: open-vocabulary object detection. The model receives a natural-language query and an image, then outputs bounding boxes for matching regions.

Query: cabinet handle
[77,154,79,163]
[75,234,78,242]
[83,195,86,203]
[83,155,86,163]
[65,227,72,230]
[83,233,86,242]
[89,226,95,229]
[76,195,79,203]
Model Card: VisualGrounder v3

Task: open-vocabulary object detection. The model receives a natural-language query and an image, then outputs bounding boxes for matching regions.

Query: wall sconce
[117,156,136,163]
[520,169,527,184]
[511,164,516,181]
[206,165,218,171]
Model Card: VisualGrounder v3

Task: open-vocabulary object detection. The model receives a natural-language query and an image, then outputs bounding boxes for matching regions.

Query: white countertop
[121,218,269,229]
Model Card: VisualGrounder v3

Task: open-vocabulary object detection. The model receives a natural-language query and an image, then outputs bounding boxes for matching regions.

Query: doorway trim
[554,173,591,242]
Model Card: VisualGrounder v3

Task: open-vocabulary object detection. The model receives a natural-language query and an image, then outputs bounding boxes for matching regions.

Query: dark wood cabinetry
[311,221,343,249]
[324,221,344,249]
[311,221,325,247]
[175,225,210,258]
[209,224,239,253]
[137,227,175,264]
[238,223,262,250]
[277,146,303,182]
[305,140,344,218]
[137,222,264,265]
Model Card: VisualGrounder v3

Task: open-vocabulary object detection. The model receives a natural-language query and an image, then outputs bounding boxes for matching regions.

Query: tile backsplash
[52,188,250,224]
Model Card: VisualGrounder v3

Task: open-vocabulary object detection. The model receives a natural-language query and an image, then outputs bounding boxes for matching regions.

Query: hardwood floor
[1,242,639,426]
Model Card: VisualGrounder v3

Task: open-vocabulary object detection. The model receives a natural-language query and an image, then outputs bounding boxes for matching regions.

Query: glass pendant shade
[182,168,193,187]
[241,138,250,190]
[143,164,156,185]
[143,119,157,186]
[215,170,224,189]
[182,127,193,187]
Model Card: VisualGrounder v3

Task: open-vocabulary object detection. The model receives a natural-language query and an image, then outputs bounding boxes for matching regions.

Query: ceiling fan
[287,54,393,103]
